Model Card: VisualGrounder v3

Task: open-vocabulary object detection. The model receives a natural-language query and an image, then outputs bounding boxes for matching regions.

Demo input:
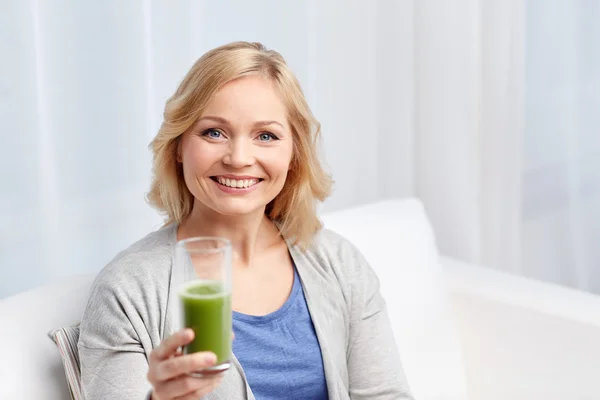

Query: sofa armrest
[441,256,600,400]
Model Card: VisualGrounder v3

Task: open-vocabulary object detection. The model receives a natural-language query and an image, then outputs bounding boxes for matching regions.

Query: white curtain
[0,0,411,298]
[2,0,599,298]
[522,0,600,292]
[413,0,525,274]
[414,0,600,294]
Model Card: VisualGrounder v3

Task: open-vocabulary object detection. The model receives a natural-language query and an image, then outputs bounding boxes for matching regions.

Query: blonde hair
[147,42,332,247]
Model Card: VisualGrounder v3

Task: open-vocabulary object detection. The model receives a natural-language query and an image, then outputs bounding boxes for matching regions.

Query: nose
[223,137,254,168]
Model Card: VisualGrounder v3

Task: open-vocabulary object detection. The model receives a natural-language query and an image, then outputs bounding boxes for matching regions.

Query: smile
[210,176,262,189]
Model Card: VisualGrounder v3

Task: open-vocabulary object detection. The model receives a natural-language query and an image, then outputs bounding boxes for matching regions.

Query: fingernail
[204,353,217,365]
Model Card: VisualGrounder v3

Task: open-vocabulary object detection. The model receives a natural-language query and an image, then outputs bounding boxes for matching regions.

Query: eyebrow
[198,115,284,129]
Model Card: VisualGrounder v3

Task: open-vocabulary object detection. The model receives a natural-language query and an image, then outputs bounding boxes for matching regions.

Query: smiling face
[178,75,294,218]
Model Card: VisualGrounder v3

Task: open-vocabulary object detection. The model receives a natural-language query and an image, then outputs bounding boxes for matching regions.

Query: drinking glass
[172,237,232,376]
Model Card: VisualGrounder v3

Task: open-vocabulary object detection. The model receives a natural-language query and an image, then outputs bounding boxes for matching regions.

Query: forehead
[202,75,288,123]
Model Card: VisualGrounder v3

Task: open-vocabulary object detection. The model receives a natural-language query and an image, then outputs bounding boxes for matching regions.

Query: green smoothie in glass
[179,280,232,366]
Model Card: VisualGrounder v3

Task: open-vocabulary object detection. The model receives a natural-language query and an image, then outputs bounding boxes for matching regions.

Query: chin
[211,199,266,217]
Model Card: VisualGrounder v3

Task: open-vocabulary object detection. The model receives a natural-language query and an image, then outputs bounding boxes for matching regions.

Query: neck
[177,202,278,265]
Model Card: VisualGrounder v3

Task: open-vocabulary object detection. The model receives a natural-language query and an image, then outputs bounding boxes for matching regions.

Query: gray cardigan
[78,224,414,400]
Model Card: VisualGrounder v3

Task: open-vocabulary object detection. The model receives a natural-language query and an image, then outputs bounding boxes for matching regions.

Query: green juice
[179,281,232,364]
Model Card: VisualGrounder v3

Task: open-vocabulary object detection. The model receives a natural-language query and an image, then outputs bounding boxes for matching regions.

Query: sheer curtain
[522,0,600,292]
[414,0,600,294]
[0,0,411,298]
[413,0,525,274]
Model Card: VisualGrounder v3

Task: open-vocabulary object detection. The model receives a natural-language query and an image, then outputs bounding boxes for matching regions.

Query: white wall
[0,0,413,298]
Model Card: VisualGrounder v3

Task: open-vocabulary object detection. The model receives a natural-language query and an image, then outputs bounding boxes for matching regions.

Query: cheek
[274,142,294,172]
[182,142,218,174]
[269,152,293,181]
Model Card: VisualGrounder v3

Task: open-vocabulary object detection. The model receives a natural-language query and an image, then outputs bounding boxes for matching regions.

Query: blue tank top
[232,266,329,399]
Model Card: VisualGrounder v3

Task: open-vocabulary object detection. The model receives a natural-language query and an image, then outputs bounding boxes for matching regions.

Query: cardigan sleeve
[78,272,154,400]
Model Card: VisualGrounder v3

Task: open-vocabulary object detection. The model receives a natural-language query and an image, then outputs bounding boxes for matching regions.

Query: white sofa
[1,198,600,399]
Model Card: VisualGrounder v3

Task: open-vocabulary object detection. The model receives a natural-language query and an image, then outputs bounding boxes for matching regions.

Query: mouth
[210,176,263,189]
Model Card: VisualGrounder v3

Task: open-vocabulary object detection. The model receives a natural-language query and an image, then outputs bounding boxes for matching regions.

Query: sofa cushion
[0,274,93,400]
[48,325,82,400]
[321,198,469,400]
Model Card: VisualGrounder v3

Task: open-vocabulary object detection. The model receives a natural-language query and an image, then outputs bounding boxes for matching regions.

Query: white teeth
[216,177,258,189]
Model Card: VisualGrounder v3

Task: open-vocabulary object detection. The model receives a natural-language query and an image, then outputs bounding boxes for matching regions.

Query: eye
[201,128,224,139]
[257,132,279,142]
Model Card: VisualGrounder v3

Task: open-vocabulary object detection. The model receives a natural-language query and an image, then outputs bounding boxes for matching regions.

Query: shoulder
[297,228,377,294]
[90,224,176,298]
[296,227,383,325]
[80,224,177,348]
[306,228,369,274]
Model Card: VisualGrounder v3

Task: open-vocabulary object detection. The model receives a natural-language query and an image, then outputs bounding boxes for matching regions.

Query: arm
[78,278,152,400]
[78,263,226,400]
[346,248,414,399]
[79,345,151,400]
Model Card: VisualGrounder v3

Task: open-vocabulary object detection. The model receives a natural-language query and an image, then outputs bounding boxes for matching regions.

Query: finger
[151,329,194,362]
[231,331,235,340]
[172,374,225,400]
[155,352,217,382]
[159,371,224,399]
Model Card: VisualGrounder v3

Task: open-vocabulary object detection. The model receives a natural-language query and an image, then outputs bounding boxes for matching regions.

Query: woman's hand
[147,329,225,400]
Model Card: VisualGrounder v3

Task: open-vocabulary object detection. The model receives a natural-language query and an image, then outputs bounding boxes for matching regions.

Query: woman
[78,41,413,400]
